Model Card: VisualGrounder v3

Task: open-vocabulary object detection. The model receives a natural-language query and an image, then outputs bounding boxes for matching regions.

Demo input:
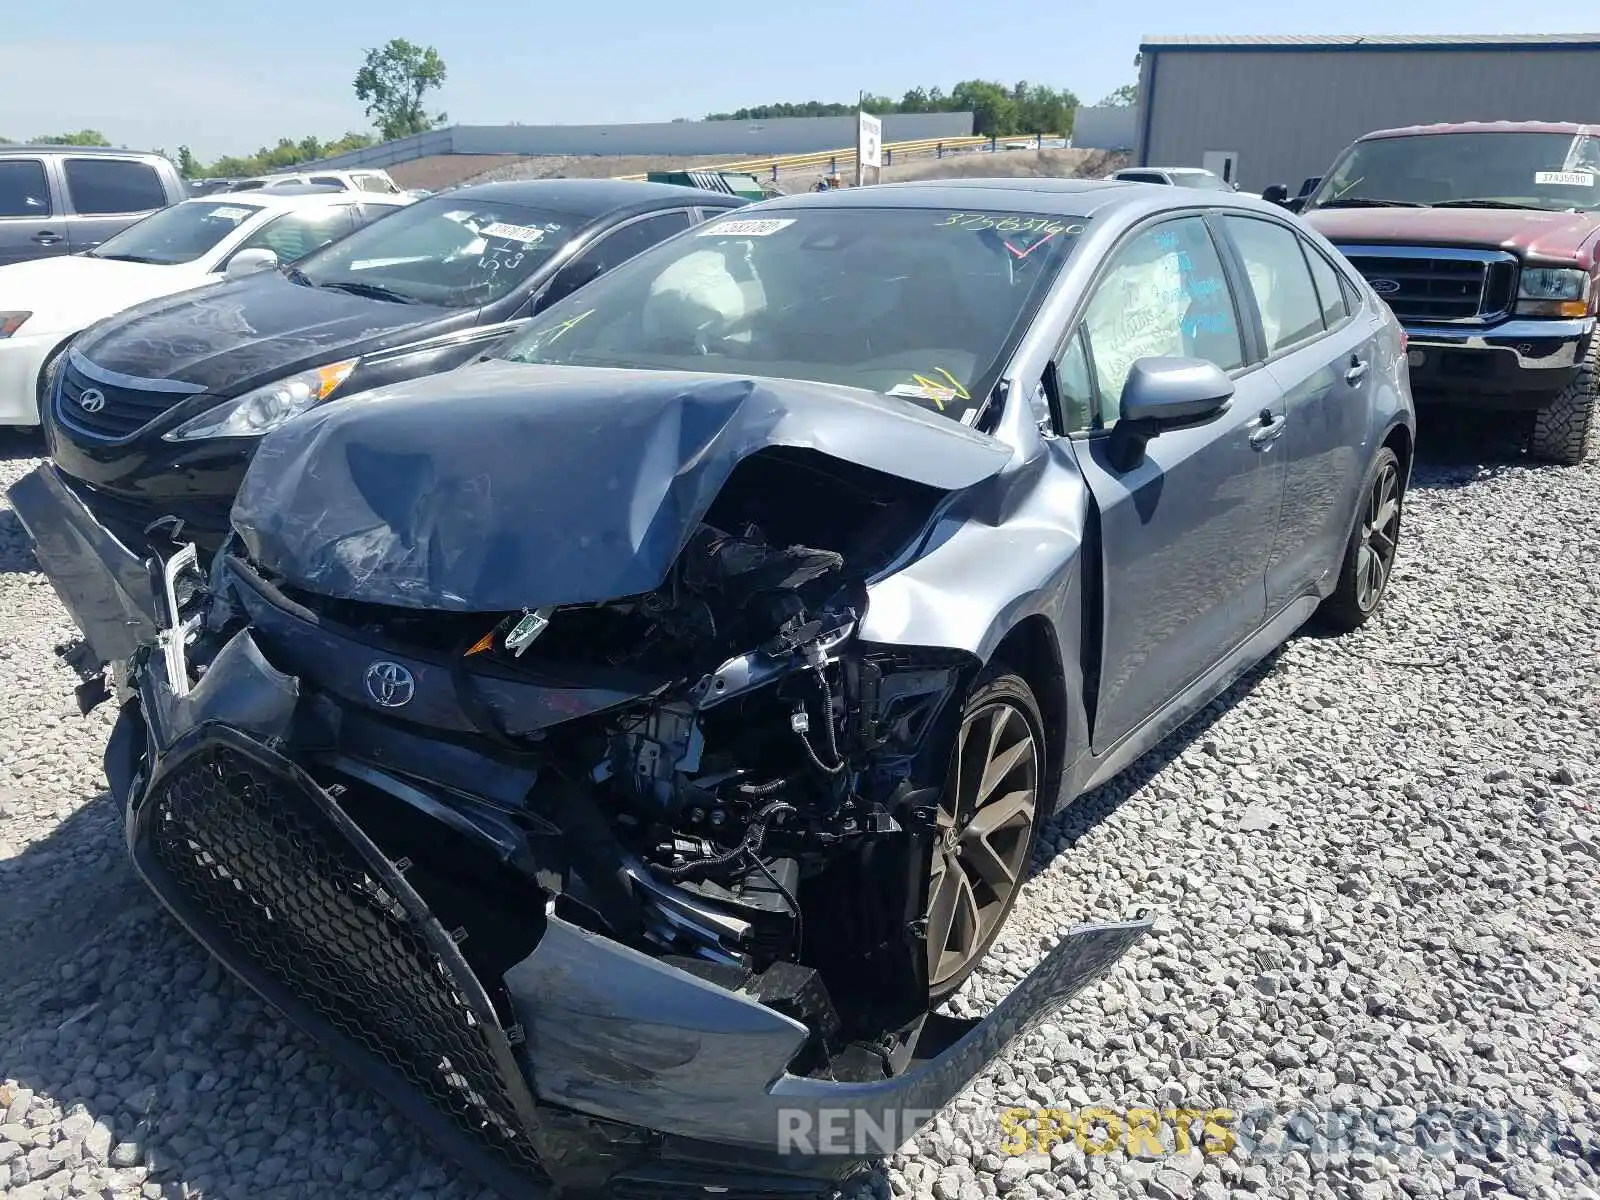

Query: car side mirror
[1261,183,1291,206]
[225,248,279,280]
[1108,357,1235,472]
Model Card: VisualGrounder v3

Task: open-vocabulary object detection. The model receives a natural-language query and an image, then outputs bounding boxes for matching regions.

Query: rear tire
[1528,339,1599,465]
[1316,445,1403,633]
[926,663,1047,1005]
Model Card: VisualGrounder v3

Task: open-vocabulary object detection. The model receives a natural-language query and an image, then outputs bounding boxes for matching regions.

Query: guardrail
[613,134,1063,182]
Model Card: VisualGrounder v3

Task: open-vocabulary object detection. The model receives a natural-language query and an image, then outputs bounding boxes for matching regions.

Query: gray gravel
[2,421,1598,1200]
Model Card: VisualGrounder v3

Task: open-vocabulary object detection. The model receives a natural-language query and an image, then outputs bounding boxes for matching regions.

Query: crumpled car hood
[232,360,1012,612]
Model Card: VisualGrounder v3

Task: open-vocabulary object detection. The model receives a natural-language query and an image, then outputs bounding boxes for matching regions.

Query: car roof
[1360,120,1592,140]
[178,189,406,214]
[757,178,1138,218]
[443,177,747,218]
[751,176,1283,220]
[0,144,168,158]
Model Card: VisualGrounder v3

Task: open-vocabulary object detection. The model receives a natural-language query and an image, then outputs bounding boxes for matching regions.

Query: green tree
[185,131,377,179]
[177,146,201,178]
[354,39,448,141]
[1098,84,1138,107]
[30,129,112,146]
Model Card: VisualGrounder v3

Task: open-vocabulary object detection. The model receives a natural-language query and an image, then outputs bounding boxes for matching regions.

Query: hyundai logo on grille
[1369,278,1402,295]
[77,387,107,413]
[364,661,416,708]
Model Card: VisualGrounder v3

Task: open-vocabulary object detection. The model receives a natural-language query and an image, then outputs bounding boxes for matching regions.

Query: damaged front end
[86,374,1149,1195]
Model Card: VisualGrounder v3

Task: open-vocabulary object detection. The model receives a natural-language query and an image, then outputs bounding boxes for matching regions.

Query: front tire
[1529,338,1599,465]
[1316,445,1403,633]
[926,664,1046,1004]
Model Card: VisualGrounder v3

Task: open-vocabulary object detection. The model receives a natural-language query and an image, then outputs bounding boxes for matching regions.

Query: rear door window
[63,158,167,215]
[1302,240,1352,329]
[1223,215,1326,354]
[0,159,52,217]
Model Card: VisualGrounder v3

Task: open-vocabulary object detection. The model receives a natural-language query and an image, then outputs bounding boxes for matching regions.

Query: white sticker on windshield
[480,222,548,244]
[698,218,796,237]
[210,206,253,221]
[888,381,957,405]
[1535,170,1595,187]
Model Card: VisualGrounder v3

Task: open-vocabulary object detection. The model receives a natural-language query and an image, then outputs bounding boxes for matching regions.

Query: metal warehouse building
[1134,33,1600,193]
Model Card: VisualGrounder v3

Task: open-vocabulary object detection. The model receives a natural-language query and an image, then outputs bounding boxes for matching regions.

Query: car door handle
[1248,411,1285,448]
[1345,358,1369,385]
[31,231,62,245]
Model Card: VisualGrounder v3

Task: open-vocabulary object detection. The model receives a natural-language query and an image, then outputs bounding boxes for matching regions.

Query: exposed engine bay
[149,446,981,1075]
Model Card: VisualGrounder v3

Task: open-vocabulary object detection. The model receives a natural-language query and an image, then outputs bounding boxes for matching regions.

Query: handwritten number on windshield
[937,213,1084,236]
[479,241,526,272]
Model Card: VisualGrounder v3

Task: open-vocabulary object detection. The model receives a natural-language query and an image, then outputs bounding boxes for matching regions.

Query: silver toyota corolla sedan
[17,178,1413,1197]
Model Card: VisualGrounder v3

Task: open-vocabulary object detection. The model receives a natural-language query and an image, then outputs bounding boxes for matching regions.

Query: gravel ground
[1,418,1597,1200]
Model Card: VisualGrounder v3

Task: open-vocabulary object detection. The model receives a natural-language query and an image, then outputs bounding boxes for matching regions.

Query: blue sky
[0,4,1585,159]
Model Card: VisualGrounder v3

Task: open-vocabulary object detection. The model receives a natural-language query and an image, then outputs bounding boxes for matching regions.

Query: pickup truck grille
[55,358,201,441]
[1333,245,1517,324]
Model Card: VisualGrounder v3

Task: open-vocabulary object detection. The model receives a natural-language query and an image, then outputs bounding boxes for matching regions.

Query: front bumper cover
[112,635,1150,1196]
[7,462,161,669]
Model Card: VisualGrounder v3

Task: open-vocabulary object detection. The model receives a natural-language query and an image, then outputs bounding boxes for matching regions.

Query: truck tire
[1528,339,1599,465]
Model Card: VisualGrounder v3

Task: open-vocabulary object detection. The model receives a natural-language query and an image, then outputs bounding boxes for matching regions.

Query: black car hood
[73,271,456,391]
[232,361,1013,612]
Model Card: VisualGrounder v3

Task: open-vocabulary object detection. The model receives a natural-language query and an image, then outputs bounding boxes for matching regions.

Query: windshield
[291,197,576,308]
[1306,131,1600,212]
[495,207,1086,425]
[88,200,265,265]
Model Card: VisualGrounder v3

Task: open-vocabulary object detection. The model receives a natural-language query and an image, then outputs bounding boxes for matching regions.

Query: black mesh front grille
[142,742,548,1183]
[56,360,183,440]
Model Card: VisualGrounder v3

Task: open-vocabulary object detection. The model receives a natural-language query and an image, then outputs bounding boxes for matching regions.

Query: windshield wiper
[1430,198,1557,211]
[286,266,318,287]
[93,253,165,264]
[314,280,419,304]
[1314,197,1427,209]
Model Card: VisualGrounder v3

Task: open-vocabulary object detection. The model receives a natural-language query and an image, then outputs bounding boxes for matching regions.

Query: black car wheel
[927,665,1046,1002]
[1318,445,1403,632]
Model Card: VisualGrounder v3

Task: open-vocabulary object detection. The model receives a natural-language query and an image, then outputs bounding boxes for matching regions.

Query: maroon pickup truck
[1285,121,1600,464]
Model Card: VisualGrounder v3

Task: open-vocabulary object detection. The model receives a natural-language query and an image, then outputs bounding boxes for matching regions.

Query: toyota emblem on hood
[1369,278,1401,296]
[77,388,107,413]
[364,660,416,707]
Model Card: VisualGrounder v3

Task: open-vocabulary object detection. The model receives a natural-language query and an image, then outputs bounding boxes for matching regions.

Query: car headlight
[1516,267,1590,317]
[0,312,32,338]
[162,359,357,441]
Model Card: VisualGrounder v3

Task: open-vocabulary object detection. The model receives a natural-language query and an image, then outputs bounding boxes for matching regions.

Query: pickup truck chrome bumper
[1399,317,1593,399]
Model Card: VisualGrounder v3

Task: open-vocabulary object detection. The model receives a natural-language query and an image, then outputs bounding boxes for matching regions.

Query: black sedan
[39,178,747,553]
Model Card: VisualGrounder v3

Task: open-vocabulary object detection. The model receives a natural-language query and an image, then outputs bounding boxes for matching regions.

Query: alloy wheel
[1355,459,1401,613]
[926,700,1040,989]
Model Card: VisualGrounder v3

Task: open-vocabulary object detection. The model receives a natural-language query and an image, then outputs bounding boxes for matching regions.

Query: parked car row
[0,185,413,427]
[6,173,1416,1197]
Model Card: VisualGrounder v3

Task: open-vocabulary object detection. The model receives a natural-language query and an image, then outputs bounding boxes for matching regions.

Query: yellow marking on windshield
[545,309,595,344]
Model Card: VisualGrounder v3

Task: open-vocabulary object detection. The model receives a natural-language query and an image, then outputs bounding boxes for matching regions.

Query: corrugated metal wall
[1073,105,1138,151]
[1137,47,1600,192]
